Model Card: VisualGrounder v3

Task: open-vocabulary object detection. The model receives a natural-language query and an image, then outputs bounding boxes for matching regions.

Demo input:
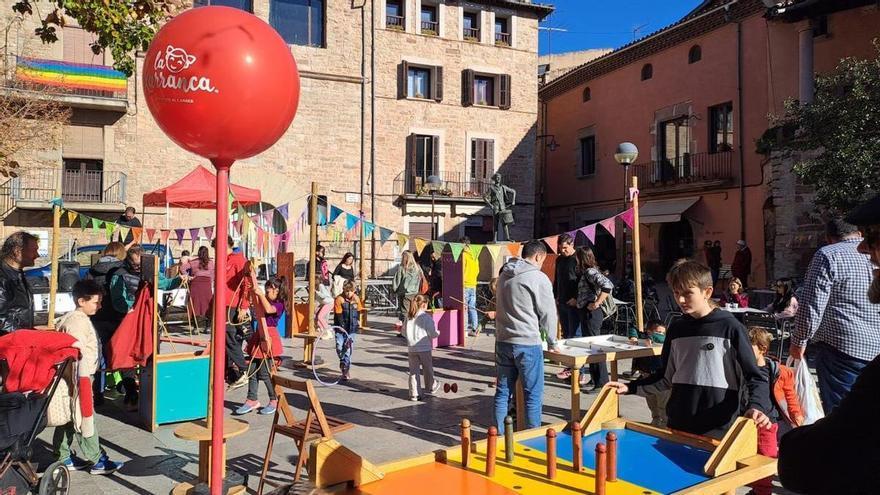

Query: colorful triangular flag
[272,233,283,253]
[507,242,522,258]
[328,205,344,224]
[189,228,201,243]
[276,203,289,220]
[317,209,328,226]
[160,230,171,244]
[131,227,143,242]
[204,226,214,240]
[432,240,446,254]
[344,213,359,232]
[174,229,185,244]
[599,218,616,238]
[618,208,635,229]
[580,224,597,244]
[543,236,558,253]
[363,221,375,238]
[413,237,428,255]
[116,226,128,241]
[397,233,409,249]
[449,242,464,262]
[468,244,483,260]
[105,222,116,239]
[485,244,503,261]
[79,214,89,231]
[379,227,393,243]
[145,228,156,242]
[91,217,102,233]
[66,210,78,227]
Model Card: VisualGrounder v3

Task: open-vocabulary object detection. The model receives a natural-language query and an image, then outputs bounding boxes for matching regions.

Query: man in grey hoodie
[494,240,561,433]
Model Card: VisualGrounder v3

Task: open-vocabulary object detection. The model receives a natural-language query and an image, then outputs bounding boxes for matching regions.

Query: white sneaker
[409,396,420,402]
[429,381,441,395]
[228,373,248,390]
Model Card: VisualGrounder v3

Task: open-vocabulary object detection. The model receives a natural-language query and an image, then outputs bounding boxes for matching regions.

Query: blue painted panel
[520,428,712,495]
[155,357,209,424]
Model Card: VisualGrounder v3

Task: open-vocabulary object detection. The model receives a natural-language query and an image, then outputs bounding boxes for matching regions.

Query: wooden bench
[257,376,354,495]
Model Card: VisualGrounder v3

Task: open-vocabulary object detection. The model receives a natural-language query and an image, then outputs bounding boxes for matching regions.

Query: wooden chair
[257,376,354,495]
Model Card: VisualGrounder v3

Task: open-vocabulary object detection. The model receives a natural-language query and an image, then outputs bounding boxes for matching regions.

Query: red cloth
[732,247,752,281]
[774,362,804,426]
[142,165,261,209]
[225,251,250,309]
[749,422,779,495]
[245,325,283,360]
[0,330,79,393]
[108,283,155,370]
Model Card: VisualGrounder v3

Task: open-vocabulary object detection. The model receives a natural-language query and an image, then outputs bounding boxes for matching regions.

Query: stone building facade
[0,0,551,275]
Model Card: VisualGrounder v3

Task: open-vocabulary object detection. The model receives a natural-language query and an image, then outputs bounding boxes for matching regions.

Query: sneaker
[428,381,441,395]
[228,373,248,390]
[233,400,260,415]
[89,454,123,475]
[62,455,92,471]
[342,371,351,381]
[556,368,572,380]
[579,374,591,387]
[409,396,420,402]
[259,400,278,415]
[467,331,478,338]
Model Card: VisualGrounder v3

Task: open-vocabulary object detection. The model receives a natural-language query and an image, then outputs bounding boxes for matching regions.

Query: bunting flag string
[413,237,428,255]
[485,244,503,261]
[432,240,446,254]
[468,244,482,261]
[618,208,635,229]
[580,224,596,244]
[449,242,464,262]
[66,210,78,226]
[543,235,558,254]
[91,217,101,233]
[396,233,409,249]
[599,218,616,238]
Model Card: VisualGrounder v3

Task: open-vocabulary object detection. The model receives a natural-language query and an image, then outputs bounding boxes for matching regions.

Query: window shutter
[399,61,409,99]
[462,69,474,107]
[499,74,511,110]
[485,139,495,176]
[472,139,483,179]
[431,135,440,175]
[432,66,443,102]
[407,133,417,173]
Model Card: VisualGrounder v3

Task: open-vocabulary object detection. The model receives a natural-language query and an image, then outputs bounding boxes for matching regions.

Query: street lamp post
[425,175,443,239]
[614,142,639,279]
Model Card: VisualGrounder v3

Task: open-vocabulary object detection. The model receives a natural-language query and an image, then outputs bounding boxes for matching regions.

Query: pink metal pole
[210,159,232,494]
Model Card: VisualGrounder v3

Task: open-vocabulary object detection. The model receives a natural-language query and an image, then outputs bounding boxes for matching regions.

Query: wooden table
[544,335,661,424]
[172,418,250,494]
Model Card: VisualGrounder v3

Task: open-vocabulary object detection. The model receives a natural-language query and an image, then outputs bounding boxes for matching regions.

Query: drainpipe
[360,0,366,272]
[370,0,377,277]
[798,21,814,104]
[737,20,746,242]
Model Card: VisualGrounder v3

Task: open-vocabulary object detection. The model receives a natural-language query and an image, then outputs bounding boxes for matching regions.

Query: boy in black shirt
[607,260,771,438]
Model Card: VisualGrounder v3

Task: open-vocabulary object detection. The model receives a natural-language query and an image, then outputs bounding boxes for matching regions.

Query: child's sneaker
[409,396,420,402]
[228,373,248,390]
[62,454,92,471]
[428,381,441,395]
[579,374,591,387]
[89,454,123,475]
[259,400,278,415]
[233,400,260,415]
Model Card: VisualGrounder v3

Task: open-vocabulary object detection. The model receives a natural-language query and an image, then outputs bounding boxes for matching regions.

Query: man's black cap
[846,194,880,226]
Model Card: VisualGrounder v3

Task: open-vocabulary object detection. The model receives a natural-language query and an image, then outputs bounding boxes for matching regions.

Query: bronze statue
[483,173,516,242]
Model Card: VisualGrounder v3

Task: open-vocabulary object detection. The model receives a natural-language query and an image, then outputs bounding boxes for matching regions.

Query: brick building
[0,0,551,275]
[537,0,879,287]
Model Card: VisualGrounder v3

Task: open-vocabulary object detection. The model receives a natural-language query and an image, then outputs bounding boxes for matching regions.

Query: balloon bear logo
[163,45,196,73]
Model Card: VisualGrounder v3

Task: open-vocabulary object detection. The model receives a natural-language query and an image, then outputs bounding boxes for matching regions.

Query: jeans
[464,287,478,331]
[335,330,355,373]
[814,342,869,414]
[407,350,435,399]
[246,358,277,402]
[579,307,608,386]
[557,303,581,339]
[493,342,544,434]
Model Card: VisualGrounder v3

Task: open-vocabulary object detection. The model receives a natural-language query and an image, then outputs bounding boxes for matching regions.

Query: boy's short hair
[521,241,546,259]
[72,279,103,303]
[748,326,772,351]
[666,259,713,293]
[342,280,356,293]
[646,320,664,331]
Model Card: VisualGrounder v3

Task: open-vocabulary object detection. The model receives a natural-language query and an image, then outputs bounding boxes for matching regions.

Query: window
[386,0,404,30]
[420,4,438,35]
[495,17,510,45]
[270,0,324,47]
[812,15,828,37]
[407,134,440,194]
[474,76,494,106]
[641,63,653,81]
[194,0,252,10]
[579,136,596,176]
[400,62,443,101]
[463,11,479,40]
[659,117,691,180]
[62,159,104,202]
[688,45,701,64]
[462,69,510,109]
[63,27,103,65]
[709,102,734,153]
[470,138,494,194]
[582,86,591,102]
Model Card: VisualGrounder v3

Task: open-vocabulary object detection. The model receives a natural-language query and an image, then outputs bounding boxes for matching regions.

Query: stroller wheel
[38,461,69,495]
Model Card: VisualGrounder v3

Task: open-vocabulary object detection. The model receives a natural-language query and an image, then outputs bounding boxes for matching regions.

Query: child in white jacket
[405,294,440,401]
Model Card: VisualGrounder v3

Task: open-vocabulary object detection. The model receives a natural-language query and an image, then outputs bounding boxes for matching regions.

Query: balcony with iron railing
[4,56,128,111]
[0,168,127,213]
[421,19,439,35]
[386,14,404,30]
[463,27,480,40]
[393,170,489,200]
[495,32,511,45]
[627,151,735,192]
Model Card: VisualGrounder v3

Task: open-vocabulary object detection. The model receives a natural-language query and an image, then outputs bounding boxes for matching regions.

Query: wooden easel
[256,376,354,495]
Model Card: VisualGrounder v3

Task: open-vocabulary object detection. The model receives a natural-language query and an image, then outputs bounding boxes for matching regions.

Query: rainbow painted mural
[15,57,127,96]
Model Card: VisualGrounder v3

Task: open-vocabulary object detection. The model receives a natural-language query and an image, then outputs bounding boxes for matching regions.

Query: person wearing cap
[731,239,752,287]
[778,194,880,495]
[789,213,880,414]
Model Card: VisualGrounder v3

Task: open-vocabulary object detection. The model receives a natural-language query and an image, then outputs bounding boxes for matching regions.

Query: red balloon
[143,7,300,162]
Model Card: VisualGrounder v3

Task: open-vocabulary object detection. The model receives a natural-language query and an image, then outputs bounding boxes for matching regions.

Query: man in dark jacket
[731,239,752,287]
[554,233,579,340]
[778,194,880,494]
[0,231,38,334]
[116,207,141,245]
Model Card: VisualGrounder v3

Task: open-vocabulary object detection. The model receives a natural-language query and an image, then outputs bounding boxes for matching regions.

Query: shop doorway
[659,219,695,274]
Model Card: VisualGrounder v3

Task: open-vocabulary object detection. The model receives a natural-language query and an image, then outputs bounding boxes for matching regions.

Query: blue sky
[539,1,704,55]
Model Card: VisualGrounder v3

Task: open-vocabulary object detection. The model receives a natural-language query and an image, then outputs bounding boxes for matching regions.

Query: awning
[639,197,700,224]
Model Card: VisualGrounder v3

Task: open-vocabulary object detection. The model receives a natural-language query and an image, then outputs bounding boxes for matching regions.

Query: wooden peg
[486,426,498,477]
[595,443,607,495]
[546,428,557,480]
[504,416,514,462]
[571,421,583,471]
[461,419,471,468]
[606,431,618,482]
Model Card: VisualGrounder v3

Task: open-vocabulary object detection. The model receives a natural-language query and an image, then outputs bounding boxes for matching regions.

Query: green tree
[12,0,183,76]
[766,41,880,213]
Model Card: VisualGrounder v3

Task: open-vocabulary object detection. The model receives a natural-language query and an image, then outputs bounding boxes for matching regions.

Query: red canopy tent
[143,165,261,208]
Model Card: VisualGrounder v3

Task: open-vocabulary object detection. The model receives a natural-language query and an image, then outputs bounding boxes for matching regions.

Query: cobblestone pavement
[31,315,792,494]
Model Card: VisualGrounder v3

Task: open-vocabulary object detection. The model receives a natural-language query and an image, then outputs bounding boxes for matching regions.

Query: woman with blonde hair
[405,294,440,400]
[392,250,424,336]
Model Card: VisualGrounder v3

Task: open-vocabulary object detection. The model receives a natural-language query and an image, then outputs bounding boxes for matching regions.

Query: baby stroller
[0,330,79,495]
